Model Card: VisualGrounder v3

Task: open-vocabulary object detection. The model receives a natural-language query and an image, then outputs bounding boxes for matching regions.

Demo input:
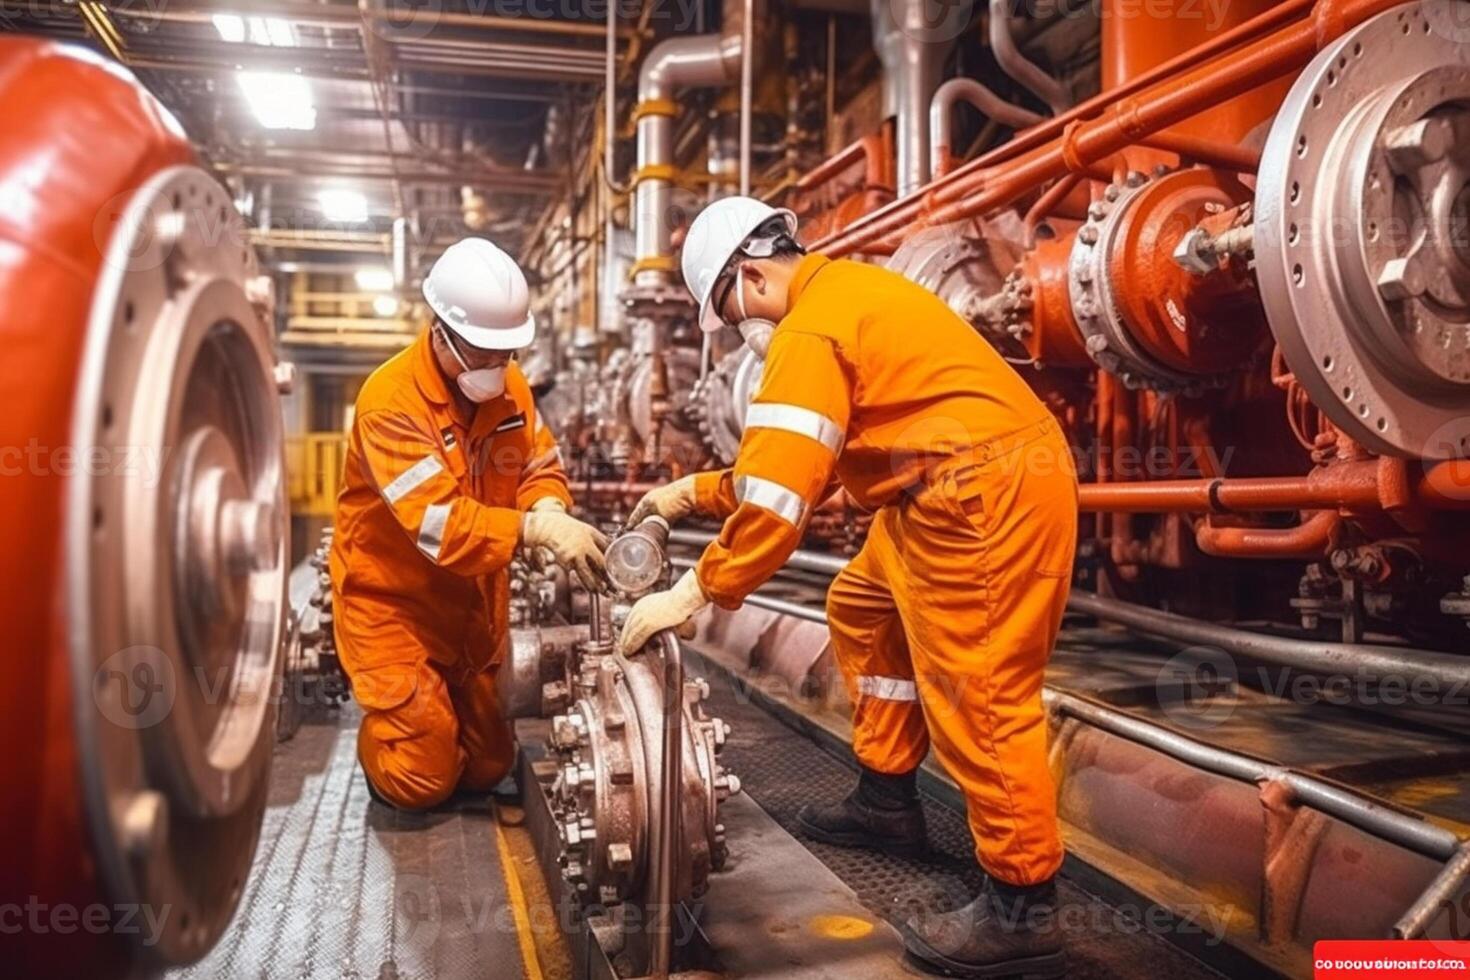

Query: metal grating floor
[169,704,531,980]
[697,655,1226,980]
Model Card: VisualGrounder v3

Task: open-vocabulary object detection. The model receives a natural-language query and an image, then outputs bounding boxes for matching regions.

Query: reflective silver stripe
[417,501,453,562]
[735,475,808,528]
[382,454,443,504]
[745,402,843,455]
[524,446,562,474]
[857,675,918,701]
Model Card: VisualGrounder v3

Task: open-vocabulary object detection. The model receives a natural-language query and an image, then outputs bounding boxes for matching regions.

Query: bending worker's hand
[521,505,610,593]
[626,474,698,529]
[616,569,709,654]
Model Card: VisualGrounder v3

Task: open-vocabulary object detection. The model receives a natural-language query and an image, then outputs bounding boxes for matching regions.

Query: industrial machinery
[500,515,741,976]
[1,39,289,976]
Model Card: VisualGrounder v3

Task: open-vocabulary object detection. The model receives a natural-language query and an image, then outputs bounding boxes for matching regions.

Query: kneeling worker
[331,238,608,810]
[617,198,1078,977]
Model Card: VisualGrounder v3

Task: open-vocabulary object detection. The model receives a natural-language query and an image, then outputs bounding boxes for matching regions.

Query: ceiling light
[212,13,245,42]
[373,295,401,318]
[355,267,394,292]
[237,71,316,130]
[214,13,297,47]
[318,188,369,224]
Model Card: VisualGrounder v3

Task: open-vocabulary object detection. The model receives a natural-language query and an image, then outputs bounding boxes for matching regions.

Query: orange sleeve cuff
[694,469,738,520]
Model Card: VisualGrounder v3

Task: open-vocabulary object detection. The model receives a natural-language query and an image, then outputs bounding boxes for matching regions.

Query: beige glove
[626,474,699,529]
[529,496,568,514]
[616,569,709,654]
[521,510,610,592]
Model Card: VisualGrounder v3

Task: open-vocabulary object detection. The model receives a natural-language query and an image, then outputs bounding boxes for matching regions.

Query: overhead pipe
[632,0,750,286]
[809,0,1349,256]
[871,0,956,196]
[929,77,1045,179]
[988,0,1070,114]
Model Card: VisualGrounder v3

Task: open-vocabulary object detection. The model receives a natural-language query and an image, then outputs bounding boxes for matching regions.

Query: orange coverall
[330,333,571,809]
[692,254,1078,884]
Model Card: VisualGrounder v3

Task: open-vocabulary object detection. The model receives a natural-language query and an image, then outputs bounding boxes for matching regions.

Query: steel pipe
[988,0,1070,113]
[929,77,1046,179]
[648,630,685,977]
[810,0,1350,255]
[633,3,745,284]
[871,0,955,196]
[1066,590,1470,691]
[1394,844,1470,939]
[1048,691,1463,861]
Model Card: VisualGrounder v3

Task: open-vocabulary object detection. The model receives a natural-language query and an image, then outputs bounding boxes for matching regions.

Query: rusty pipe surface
[929,77,1046,179]
[647,629,685,977]
[1194,510,1341,559]
[796,135,883,191]
[1137,130,1262,172]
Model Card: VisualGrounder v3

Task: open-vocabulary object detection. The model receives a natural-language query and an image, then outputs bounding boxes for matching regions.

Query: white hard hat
[422,237,536,350]
[682,196,797,333]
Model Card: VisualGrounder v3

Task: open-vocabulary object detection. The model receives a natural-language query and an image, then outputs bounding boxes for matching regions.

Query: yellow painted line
[493,808,546,980]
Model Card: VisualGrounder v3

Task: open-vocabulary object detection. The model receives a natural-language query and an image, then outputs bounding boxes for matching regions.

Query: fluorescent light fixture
[236,71,316,130]
[372,295,401,318]
[318,188,369,223]
[212,14,245,42]
[214,13,297,47]
[355,267,394,292]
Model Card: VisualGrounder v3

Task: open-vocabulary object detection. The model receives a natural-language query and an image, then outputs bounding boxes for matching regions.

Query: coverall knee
[824,421,1078,885]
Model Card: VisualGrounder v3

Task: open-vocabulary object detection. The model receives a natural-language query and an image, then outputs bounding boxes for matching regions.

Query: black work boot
[900,877,1065,978]
[795,766,927,856]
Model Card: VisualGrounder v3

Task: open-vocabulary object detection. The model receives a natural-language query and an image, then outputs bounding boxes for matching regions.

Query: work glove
[616,569,709,655]
[529,496,568,514]
[520,509,610,593]
[626,474,699,529]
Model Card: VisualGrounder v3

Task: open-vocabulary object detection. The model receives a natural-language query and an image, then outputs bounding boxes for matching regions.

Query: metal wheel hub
[1256,0,1470,457]
[68,166,286,965]
[692,345,763,465]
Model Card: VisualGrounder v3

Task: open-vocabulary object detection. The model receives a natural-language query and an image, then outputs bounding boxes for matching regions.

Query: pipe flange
[1257,0,1470,458]
[691,346,763,465]
[1068,170,1212,392]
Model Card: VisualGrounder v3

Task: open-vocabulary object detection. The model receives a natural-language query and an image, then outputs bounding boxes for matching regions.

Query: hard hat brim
[449,311,536,351]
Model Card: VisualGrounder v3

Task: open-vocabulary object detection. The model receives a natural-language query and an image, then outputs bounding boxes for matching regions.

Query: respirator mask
[730,264,776,360]
[438,325,507,402]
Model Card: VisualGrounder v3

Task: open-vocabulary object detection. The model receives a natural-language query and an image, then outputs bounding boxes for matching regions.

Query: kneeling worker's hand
[521,506,610,593]
[626,474,698,529]
[616,569,709,654]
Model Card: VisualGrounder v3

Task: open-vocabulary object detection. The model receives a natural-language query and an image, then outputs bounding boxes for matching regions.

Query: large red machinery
[0,38,288,977]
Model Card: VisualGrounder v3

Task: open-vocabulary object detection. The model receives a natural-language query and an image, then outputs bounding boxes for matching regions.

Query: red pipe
[1137,130,1262,172]
[1077,459,1470,514]
[1195,510,1341,559]
[814,0,1401,257]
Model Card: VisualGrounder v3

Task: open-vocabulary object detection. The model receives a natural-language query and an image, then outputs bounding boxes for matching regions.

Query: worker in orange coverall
[331,238,608,811]
[617,197,1077,978]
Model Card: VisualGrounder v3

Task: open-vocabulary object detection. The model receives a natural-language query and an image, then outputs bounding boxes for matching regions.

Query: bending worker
[617,198,1078,978]
[331,237,608,810]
